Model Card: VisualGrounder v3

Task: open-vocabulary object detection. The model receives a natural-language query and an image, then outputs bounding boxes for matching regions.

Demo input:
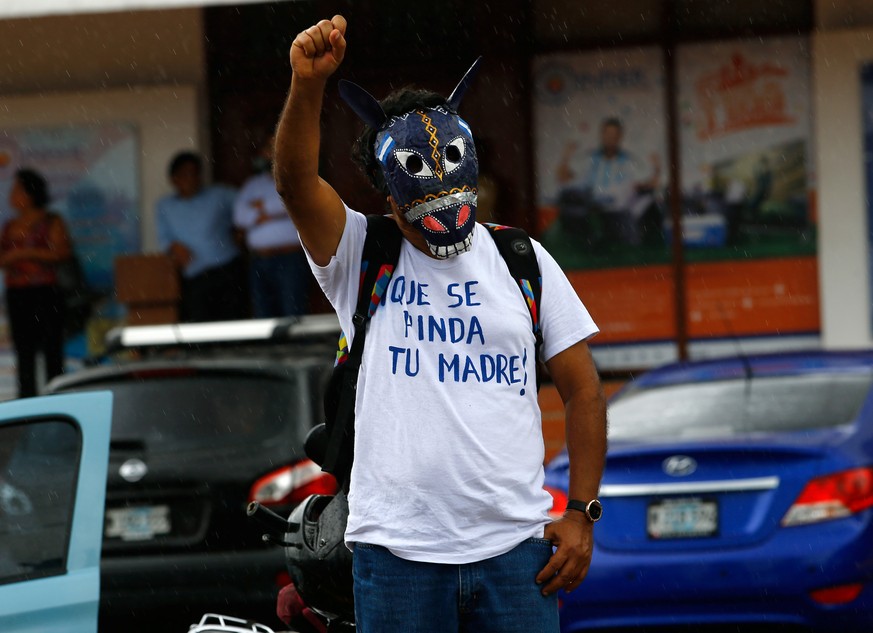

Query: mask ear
[338,79,387,129]
[447,57,483,112]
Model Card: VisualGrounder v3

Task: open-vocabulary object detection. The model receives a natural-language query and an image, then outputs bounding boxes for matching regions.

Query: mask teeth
[428,233,474,259]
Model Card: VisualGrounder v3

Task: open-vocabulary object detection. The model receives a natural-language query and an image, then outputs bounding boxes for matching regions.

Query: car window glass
[0,419,80,585]
[610,372,873,441]
[66,374,307,448]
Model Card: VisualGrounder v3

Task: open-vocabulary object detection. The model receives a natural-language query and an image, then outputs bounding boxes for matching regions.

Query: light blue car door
[0,392,112,633]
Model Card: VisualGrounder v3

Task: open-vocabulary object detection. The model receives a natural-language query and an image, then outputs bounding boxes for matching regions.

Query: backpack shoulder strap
[322,215,402,482]
[334,215,403,367]
[482,223,544,387]
[353,215,403,336]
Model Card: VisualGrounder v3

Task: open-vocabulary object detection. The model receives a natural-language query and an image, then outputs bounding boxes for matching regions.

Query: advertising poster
[533,39,819,371]
[534,47,669,266]
[532,48,675,369]
[676,36,819,350]
[0,123,140,397]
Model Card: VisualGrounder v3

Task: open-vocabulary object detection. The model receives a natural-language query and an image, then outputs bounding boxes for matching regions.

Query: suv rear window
[65,374,306,448]
[610,372,873,441]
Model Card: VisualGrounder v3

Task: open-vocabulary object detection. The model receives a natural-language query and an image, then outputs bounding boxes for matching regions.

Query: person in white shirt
[234,134,309,317]
[556,118,661,246]
[274,15,607,633]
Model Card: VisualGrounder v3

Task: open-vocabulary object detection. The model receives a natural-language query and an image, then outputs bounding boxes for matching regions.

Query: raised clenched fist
[290,15,347,81]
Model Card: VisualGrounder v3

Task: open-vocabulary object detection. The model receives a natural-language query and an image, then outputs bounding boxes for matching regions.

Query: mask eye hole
[395,150,435,178]
[444,137,466,174]
[406,154,424,174]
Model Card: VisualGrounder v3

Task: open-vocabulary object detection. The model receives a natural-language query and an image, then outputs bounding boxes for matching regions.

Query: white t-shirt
[306,206,598,564]
[233,172,301,250]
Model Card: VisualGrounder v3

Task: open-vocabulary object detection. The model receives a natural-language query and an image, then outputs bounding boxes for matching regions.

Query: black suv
[46,316,340,626]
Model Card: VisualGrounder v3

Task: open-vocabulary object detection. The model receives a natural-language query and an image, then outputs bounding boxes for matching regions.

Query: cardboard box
[115,254,180,325]
[125,304,179,326]
[115,254,180,304]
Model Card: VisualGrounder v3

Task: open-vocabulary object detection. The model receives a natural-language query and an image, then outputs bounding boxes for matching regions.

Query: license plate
[647,497,717,539]
[105,505,172,541]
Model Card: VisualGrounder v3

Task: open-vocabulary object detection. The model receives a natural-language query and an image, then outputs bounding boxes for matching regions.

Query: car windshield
[65,374,307,448]
[609,372,873,441]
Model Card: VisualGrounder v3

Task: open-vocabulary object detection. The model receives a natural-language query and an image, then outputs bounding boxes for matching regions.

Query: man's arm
[555,141,578,185]
[233,184,258,230]
[259,191,297,224]
[156,202,192,269]
[274,15,348,267]
[637,152,662,192]
[155,202,172,253]
[536,340,607,596]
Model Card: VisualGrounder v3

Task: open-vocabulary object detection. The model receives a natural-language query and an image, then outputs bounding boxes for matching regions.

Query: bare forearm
[273,16,348,265]
[19,247,70,264]
[539,342,606,595]
[273,76,327,209]
[547,341,608,502]
[564,386,607,501]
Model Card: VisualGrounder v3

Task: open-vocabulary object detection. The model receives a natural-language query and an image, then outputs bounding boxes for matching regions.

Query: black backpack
[288,215,543,624]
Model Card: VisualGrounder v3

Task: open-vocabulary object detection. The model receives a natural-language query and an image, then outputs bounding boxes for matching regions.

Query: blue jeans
[249,250,308,318]
[352,537,559,633]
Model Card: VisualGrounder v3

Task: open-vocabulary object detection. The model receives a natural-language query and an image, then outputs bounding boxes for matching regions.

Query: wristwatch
[566,498,603,523]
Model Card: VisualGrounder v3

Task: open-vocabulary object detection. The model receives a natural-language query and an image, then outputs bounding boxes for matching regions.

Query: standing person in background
[156,151,247,322]
[0,169,70,398]
[234,134,308,317]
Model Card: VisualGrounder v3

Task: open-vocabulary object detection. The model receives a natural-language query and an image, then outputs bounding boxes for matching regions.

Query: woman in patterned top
[0,169,71,398]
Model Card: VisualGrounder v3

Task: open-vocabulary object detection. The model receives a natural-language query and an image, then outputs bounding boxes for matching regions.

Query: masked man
[274,15,607,633]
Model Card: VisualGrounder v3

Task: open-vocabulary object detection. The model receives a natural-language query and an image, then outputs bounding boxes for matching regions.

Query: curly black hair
[15,168,51,209]
[351,87,448,196]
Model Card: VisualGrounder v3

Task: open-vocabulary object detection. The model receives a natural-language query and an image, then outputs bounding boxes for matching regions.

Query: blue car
[0,392,112,632]
[545,351,873,632]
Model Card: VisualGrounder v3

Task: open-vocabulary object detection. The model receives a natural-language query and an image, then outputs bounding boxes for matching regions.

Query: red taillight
[782,467,873,527]
[545,485,568,519]
[809,583,864,605]
[248,459,337,508]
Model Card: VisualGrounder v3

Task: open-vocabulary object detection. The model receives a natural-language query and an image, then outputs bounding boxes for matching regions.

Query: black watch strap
[566,498,603,523]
